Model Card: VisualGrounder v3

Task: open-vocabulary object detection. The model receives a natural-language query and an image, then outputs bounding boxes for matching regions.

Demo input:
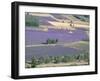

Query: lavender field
[25,28,88,45]
[25,12,89,68]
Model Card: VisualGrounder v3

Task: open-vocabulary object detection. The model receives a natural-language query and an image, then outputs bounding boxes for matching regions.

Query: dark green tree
[31,56,37,68]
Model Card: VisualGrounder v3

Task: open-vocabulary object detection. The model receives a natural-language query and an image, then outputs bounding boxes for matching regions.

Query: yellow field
[36,61,89,68]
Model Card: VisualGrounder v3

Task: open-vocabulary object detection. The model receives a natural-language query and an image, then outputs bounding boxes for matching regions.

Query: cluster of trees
[73,15,89,22]
[43,39,58,44]
[25,14,39,27]
[30,52,89,68]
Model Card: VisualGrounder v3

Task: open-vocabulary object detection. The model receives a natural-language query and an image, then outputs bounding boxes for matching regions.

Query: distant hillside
[25,12,89,30]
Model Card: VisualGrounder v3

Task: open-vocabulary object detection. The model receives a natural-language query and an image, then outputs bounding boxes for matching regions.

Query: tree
[53,56,60,63]
[83,52,89,62]
[38,57,45,64]
[31,56,37,68]
[43,56,51,64]
[61,56,69,63]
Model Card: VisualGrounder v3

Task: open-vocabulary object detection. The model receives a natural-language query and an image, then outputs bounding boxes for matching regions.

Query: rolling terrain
[25,12,89,68]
